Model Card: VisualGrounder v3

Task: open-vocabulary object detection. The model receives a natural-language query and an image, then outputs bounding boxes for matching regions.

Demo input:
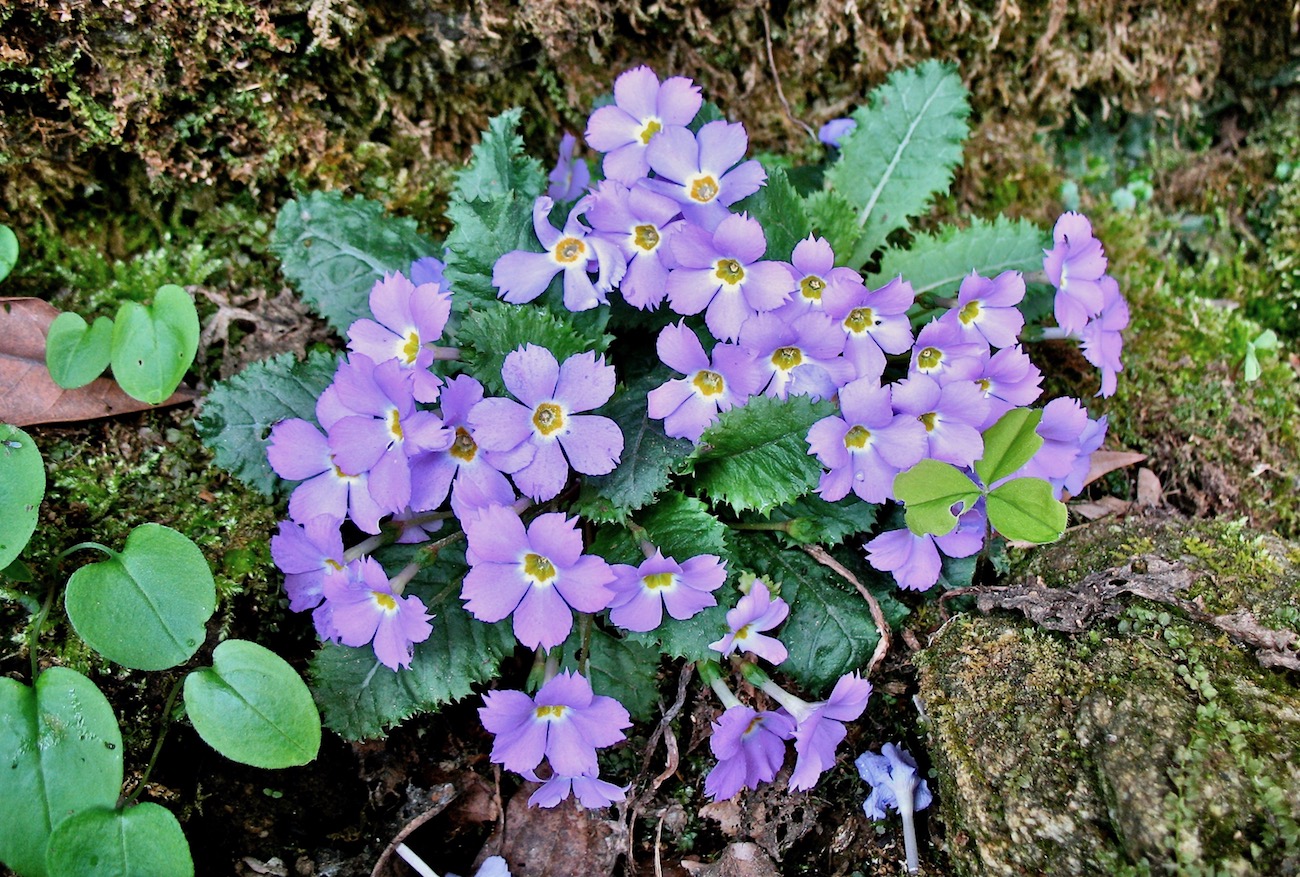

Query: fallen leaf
[0,297,196,426]
[485,783,624,877]
[1081,450,1148,489]
[680,843,780,877]
[1136,467,1163,506]
[699,800,743,837]
[1072,496,1133,520]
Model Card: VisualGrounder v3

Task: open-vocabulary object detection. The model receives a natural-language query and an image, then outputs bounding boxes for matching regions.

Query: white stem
[897,779,918,873]
[395,842,440,877]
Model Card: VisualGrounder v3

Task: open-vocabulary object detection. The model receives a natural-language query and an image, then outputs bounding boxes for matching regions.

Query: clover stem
[28,583,57,683]
[59,541,113,559]
[122,675,185,808]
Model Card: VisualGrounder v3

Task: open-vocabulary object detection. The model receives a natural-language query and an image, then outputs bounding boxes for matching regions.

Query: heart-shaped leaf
[110,285,199,404]
[0,225,17,284]
[975,407,1044,486]
[987,476,1068,543]
[45,312,113,390]
[0,668,123,877]
[183,639,321,768]
[892,459,981,536]
[0,424,44,570]
[65,524,216,671]
[45,803,192,877]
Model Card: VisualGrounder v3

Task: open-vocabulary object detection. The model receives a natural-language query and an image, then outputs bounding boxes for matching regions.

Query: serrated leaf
[976,408,1044,486]
[757,494,879,547]
[624,588,735,664]
[638,492,734,562]
[828,61,970,269]
[451,108,547,204]
[561,628,660,722]
[46,803,192,877]
[986,477,1067,544]
[456,304,604,397]
[310,545,515,740]
[0,668,123,877]
[196,350,339,495]
[738,535,907,694]
[271,191,436,335]
[734,167,811,261]
[686,395,833,513]
[892,459,981,536]
[443,193,540,314]
[869,215,1047,299]
[0,424,43,571]
[804,189,861,266]
[574,376,693,523]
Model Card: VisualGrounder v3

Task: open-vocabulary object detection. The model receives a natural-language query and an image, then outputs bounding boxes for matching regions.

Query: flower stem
[725,520,792,533]
[344,532,390,563]
[699,662,742,710]
[395,843,440,877]
[898,778,919,873]
[430,345,460,361]
[389,560,422,595]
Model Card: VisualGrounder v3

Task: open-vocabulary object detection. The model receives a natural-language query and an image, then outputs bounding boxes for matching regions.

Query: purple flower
[1015,399,1108,496]
[665,213,796,342]
[408,256,446,289]
[347,272,451,403]
[479,671,631,777]
[1044,212,1108,334]
[856,743,932,873]
[607,550,727,632]
[818,117,857,148]
[461,505,615,650]
[585,66,702,185]
[468,345,624,502]
[823,275,915,383]
[975,345,1044,429]
[786,673,872,792]
[775,235,865,321]
[1080,275,1128,397]
[939,270,1025,349]
[267,415,385,533]
[322,557,433,670]
[547,132,591,202]
[271,515,345,612]
[864,528,942,591]
[585,180,684,310]
[739,311,854,401]
[709,579,789,665]
[523,770,628,809]
[908,319,988,385]
[806,377,927,503]
[408,374,515,513]
[646,321,765,442]
[704,705,796,800]
[492,196,626,311]
[891,374,989,469]
[644,121,766,229]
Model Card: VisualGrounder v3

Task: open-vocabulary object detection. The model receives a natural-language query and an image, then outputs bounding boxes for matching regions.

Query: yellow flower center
[535,704,567,720]
[325,558,344,571]
[959,300,982,325]
[743,715,765,735]
[714,258,745,285]
[843,306,875,334]
[401,331,421,364]
[449,426,478,462]
[643,572,676,590]
[372,592,397,612]
[523,552,557,584]
[919,412,937,432]
[977,377,991,394]
[532,402,566,436]
[554,237,586,264]
[638,118,662,145]
[844,425,871,449]
[800,275,826,301]
[915,346,942,371]
[693,370,725,396]
[633,223,661,251]
[771,346,803,371]
[388,408,404,441]
[735,624,752,640]
[689,174,720,203]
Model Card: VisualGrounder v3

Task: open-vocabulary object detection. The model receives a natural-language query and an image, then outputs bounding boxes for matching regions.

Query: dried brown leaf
[680,843,780,877]
[1081,450,1148,489]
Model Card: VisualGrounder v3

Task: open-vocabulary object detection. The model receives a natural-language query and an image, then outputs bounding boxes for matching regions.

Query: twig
[624,663,694,870]
[802,545,892,675]
[760,7,816,141]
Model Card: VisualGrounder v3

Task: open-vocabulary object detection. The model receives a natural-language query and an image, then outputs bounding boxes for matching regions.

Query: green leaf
[975,408,1043,486]
[109,284,199,404]
[804,189,862,266]
[574,376,693,523]
[0,668,123,877]
[195,350,339,495]
[892,459,981,536]
[869,215,1046,299]
[183,639,321,769]
[443,192,539,314]
[756,494,879,547]
[65,524,216,671]
[734,166,811,261]
[1244,347,1261,382]
[0,424,44,571]
[271,190,436,335]
[638,491,734,563]
[686,395,833,513]
[827,61,970,269]
[0,224,17,283]
[456,305,605,397]
[738,536,907,694]
[986,477,1067,544]
[561,628,660,722]
[44,313,113,390]
[310,545,516,740]
[45,803,192,877]
[451,107,547,203]
[625,588,735,664]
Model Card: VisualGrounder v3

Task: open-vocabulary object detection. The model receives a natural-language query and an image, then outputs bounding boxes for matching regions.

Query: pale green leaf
[109,284,200,405]
[0,424,44,571]
[869,215,1046,299]
[46,803,192,877]
[45,313,112,390]
[986,477,1068,543]
[0,224,17,284]
[975,408,1043,486]
[892,459,981,536]
[451,107,546,203]
[805,189,862,266]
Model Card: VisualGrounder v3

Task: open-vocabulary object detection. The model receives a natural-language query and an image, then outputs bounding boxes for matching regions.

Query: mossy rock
[917,515,1300,876]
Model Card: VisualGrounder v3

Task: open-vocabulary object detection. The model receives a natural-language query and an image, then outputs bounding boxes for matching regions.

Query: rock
[917,515,1300,876]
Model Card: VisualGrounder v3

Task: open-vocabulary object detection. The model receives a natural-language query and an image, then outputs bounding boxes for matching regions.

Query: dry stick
[760,7,816,141]
[802,545,892,675]
[625,662,695,872]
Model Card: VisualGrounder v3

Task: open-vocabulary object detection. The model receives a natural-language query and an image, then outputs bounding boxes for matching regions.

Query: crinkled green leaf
[184,639,321,769]
[738,535,907,694]
[639,491,735,563]
[828,61,970,268]
[0,224,17,283]
[624,588,734,664]
[805,189,862,266]
[451,108,546,204]
[443,192,539,314]
[0,668,123,877]
[310,545,515,740]
[0,424,43,571]
[986,477,1068,544]
[561,628,660,723]
[271,190,436,334]
[892,459,981,537]
[45,803,192,877]
[109,284,200,404]
[734,166,811,261]
[755,494,880,547]
[869,215,1046,298]
[196,350,339,495]
[456,304,606,397]
[45,312,112,390]
[976,408,1044,486]
[686,395,833,514]
[65,524,216,671]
